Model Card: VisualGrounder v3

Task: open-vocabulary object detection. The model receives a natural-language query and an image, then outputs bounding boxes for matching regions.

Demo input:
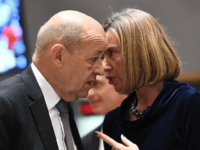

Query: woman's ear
[51,44,65,68]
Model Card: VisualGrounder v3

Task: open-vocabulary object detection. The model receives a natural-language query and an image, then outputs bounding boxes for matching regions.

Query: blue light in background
[0,0,27,74]
[13,40,26,55]
[16,55,27,69]
[0,36,16,73]
[0,35,8,50]
[6,0,18,9]
[10,19,23,38]
[0,4,11,28]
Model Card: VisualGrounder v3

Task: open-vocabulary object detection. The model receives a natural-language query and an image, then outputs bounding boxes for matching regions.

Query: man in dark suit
[0,10,108,150]
[82,74,127,150]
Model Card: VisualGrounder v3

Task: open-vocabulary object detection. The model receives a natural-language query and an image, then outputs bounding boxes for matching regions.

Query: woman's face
[103,29,125,92]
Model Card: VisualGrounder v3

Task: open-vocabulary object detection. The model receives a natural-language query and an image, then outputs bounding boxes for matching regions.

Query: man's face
[60,31,108,100]
[87,74,127,116]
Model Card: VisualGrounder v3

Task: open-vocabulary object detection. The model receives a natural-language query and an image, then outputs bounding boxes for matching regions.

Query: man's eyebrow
[96,50,104,55]
[105,48,113,52]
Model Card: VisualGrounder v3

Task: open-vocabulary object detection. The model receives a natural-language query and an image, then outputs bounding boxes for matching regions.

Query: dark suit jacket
[0,65,84,150]
[82,124,102,150]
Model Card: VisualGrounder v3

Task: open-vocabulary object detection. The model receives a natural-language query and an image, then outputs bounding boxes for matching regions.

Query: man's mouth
[106,76,115,84]
[87,81,95,86]
[87,81,92,84]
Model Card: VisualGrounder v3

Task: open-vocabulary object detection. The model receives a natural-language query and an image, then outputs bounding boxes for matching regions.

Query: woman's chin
[114,85,123,93]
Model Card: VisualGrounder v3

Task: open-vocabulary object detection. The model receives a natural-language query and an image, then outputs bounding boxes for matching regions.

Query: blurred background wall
[0,0,200,137]
[22,0,200,72]
[1,0,200,79]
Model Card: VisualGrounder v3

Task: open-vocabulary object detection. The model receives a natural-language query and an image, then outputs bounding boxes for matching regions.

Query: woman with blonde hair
[95,8,200,150]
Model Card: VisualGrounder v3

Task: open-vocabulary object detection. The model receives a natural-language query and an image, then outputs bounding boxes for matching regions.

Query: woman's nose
[102,56,112,72]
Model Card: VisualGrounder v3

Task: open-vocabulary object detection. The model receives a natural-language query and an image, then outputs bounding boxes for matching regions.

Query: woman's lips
[109,78,115,84]
[106,76,115,84]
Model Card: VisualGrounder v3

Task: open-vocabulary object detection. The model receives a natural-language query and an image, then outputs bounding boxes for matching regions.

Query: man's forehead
[96,50,104,55]
[100,39,109,52]
[91,42,108,55]
[81,26,107,43]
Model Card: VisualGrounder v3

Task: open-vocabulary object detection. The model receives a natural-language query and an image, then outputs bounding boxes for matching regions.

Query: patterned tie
[56,100,75,150]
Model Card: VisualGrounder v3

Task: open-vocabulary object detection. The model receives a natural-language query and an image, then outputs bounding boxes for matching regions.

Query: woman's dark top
[103,79,200,150]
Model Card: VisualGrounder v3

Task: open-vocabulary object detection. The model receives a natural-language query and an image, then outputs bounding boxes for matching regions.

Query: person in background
[82,74,127,150]
[95,8,200,150]
[0,10,108,150]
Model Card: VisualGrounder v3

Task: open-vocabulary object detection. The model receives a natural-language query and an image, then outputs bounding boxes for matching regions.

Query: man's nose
[93,59,104,76]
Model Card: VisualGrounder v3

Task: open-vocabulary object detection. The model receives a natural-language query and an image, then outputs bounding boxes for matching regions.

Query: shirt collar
[31,63,61,110]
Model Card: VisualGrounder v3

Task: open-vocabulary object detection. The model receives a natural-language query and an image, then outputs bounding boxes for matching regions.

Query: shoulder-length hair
[103,8,181,94]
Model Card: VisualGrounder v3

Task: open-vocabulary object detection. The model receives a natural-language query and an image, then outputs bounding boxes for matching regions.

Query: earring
[106,72,109,76]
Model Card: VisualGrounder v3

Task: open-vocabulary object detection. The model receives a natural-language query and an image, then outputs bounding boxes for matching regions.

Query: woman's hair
[103,8,181,94]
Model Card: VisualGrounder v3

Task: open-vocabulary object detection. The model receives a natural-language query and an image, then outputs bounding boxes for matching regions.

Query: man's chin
[77,84,92,98]
[75,94,79,100]
[76,90,89,99]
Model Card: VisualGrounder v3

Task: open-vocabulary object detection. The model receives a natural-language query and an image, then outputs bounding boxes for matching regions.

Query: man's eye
[93,57,98,62]
[108,50,114,56]
[101,54,105,60]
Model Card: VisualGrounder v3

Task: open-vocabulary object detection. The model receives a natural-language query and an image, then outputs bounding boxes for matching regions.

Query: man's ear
[51,44,65,68]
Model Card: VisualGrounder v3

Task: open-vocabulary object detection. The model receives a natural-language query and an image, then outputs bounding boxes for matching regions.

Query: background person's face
[87,74,127,116]
[103,30,125,92]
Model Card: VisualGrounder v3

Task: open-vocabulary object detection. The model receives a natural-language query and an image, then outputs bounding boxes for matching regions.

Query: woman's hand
[95,131,139,150]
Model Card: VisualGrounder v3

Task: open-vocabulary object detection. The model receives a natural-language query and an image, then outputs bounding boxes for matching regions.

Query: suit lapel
[68,103,84,150]
[22,65,59,150]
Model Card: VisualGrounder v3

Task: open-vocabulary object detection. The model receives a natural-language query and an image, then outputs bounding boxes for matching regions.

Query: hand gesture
[95,131,139,150]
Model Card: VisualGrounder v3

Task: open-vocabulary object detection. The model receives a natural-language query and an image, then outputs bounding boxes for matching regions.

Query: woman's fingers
[95,131,139,150]
[95,131,117,147]
[121,134,139,149]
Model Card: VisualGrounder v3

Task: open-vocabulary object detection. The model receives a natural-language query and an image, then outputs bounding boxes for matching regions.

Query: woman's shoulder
[177,84,200,103]
[174,85,200,119]
[164,79,200,105]
[103,106,121,125]
[182,88,200,106]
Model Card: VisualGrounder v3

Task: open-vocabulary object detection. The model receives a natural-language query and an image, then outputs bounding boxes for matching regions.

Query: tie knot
[56,100,69,114]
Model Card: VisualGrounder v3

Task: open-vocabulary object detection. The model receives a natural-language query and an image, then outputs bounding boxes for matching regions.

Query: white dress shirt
[99,126,104,150]
[31,63,77,150]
